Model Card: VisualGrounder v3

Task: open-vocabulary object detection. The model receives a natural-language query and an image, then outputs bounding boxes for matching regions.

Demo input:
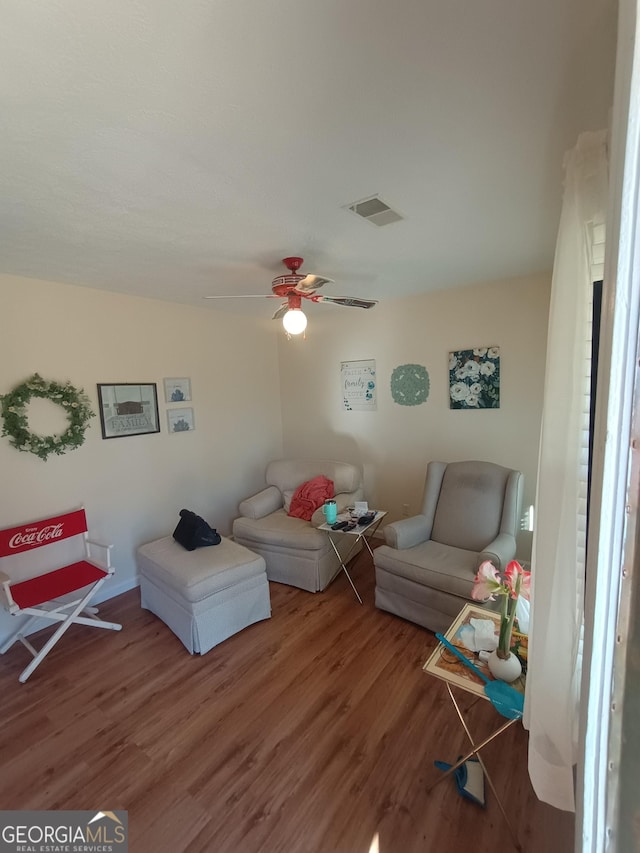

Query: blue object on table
[435,632,524,720]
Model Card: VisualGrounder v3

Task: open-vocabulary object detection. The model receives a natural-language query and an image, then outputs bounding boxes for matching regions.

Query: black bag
[173,509,222,551]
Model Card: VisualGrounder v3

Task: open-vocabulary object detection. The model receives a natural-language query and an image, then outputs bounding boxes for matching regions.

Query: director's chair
[0,508,122,683]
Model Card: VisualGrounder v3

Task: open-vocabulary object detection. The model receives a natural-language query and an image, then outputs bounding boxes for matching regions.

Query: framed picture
[167,407,195,433]
[97,383,160,439]
[340,360,377,411]
[449,346,500,409]
[164,377,192,403]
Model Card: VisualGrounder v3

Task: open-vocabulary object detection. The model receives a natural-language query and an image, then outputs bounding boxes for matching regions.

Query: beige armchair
[232,459,364,593]
[374,460,523,633]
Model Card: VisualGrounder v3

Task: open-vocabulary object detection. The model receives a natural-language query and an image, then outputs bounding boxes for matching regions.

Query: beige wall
[0,271,550,642]
[0,275,283,637]
[278,273,551,560]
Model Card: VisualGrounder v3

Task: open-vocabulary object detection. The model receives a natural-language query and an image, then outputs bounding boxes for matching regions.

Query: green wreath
[0,373,95,461]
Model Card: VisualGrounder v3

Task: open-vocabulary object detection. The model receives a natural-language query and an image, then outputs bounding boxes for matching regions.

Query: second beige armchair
[374,460,523,634]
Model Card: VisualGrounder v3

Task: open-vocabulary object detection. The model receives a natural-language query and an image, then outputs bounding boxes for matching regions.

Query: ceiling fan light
[282,308,307,335]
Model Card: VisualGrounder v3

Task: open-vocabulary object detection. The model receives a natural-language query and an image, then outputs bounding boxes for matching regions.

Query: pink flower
[471,560,502,601]
[504,560,532,601]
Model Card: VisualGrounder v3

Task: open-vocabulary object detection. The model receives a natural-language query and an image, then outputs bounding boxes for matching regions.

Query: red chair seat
[10,561,107,609]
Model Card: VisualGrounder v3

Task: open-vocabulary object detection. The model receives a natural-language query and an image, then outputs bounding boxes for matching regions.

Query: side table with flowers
[422,595,528,852]
[472,559,531,683]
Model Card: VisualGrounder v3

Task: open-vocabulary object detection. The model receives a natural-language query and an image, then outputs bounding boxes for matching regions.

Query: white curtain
[525,130,608,811]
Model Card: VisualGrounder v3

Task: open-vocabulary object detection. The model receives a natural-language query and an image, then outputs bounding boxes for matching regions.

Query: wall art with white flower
[449,347,500,409]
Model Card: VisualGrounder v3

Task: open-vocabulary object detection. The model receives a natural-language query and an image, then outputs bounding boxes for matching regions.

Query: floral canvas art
[449,347,500,409]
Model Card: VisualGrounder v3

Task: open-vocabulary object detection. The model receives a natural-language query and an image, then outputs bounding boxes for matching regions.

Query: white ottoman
[136,536,271,654]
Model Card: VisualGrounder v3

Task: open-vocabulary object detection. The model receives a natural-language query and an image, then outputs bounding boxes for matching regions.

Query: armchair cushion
[233,509,329,550]
[375,539,480,599]
[265,458,360,495]
[430,462,510,552]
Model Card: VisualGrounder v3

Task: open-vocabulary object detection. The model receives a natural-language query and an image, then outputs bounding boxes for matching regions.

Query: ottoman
[136,536,271,654]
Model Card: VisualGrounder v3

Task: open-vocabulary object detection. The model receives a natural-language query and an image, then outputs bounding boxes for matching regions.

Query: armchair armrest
[239,486,283,520]
[383,514,430,550]
[478,533,517,572]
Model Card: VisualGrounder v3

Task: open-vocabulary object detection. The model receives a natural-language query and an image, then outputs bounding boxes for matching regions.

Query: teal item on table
[435,632,524,720]
[322,500,337,524]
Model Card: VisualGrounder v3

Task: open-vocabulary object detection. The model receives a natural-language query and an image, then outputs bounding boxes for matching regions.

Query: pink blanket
[288,475,335,521]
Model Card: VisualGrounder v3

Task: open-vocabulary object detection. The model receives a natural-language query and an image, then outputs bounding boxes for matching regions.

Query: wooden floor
[0,550,573,853]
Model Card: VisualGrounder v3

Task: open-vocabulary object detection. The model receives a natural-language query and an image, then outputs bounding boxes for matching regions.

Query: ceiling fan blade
[272,302,289,320]
[294,274,333,294]
[312,295,378,309]
[203,294,279,300]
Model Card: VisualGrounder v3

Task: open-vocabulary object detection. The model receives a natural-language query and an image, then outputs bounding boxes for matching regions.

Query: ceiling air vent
[344,194,404,227]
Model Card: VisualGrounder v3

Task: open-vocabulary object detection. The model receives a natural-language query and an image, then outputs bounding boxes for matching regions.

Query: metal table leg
[359,515,384,558]
[428,682,523,853]
[326,534,363,604]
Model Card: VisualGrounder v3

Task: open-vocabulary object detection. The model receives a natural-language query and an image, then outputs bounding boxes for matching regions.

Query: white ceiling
[1,0,617,317]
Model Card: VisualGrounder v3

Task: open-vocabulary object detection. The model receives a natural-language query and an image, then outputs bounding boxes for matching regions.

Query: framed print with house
[164,377,192,403]
[97,383,160,439]
[167,407,195,433]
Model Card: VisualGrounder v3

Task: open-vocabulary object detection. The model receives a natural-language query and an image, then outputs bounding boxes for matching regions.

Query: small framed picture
[164,377,192,403]
[167,407,195,433]
[97,383,160,439]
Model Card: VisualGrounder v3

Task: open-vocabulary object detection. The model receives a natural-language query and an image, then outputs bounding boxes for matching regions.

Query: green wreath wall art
[390,364,430,406]
[0,373,95,461]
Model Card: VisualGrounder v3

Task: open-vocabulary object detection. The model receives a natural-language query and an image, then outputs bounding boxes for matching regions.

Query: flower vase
[487,649,522,683]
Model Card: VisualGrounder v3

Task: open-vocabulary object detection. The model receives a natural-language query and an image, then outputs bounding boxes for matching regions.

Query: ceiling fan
[204,257,378,335]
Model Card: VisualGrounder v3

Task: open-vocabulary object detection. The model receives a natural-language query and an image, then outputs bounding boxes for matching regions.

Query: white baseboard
[93,574,140,604]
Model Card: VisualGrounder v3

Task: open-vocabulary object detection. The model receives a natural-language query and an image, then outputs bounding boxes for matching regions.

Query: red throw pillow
[288,475,335,521]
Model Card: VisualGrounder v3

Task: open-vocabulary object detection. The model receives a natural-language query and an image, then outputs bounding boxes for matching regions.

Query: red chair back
[0,509,88,558]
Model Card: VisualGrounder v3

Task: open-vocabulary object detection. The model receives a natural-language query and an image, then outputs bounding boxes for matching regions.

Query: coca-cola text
[9,524,65,549]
